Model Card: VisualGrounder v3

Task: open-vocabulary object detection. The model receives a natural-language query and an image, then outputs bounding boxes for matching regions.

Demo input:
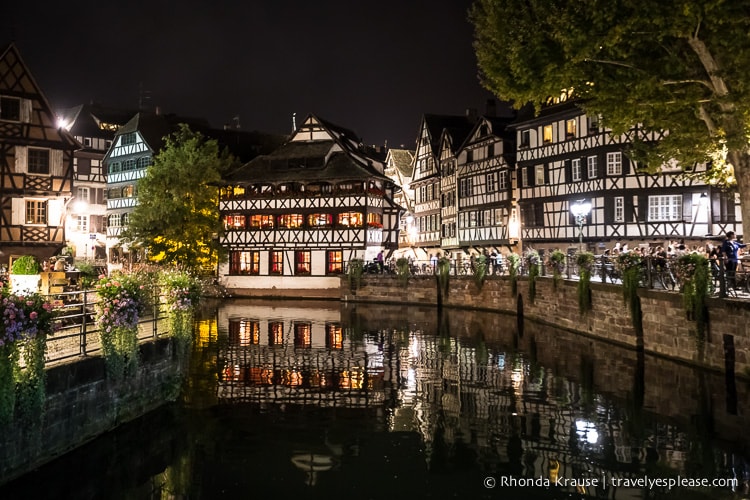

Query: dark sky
[2,0,497,149]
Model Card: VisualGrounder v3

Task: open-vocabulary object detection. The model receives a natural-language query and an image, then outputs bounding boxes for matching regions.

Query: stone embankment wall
[0,338,183,485]
[341,275,750,377]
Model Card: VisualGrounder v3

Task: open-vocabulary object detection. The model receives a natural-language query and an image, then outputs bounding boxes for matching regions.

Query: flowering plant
[160,270,201,355]
[366,221,383,229]
[672,253,709,348]
[0,290,56,424]
[95,272,147,379]
[548,250,566,290]
[615,252,642,272]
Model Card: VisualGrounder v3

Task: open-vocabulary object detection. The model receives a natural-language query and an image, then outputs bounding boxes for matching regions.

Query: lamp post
[570,199,592,252]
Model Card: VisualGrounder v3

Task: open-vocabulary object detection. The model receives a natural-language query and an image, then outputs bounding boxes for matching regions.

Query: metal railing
[45,289,171,367]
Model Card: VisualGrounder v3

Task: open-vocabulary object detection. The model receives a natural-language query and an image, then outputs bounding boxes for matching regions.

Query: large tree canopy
[122,124,235,272]
[470,0,750,235]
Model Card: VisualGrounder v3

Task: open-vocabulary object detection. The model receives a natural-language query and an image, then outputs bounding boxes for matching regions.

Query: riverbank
[341,274,750,379]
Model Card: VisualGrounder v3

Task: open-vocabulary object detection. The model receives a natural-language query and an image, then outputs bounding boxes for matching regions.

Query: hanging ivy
[347,259,364,291]
[617,252,643,334]
[473,254,488,290]
[160,270,202,359]
[507,253,521,296]
[548,250,566,290]
[436,257,451,297]
[526,250,541,303]
[395,257,410,288]
[576,252,595,314]
[674,254,710,350]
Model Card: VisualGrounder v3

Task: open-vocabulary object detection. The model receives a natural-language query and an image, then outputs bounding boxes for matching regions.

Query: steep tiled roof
[388,149,415,177]
[423,114,474,154]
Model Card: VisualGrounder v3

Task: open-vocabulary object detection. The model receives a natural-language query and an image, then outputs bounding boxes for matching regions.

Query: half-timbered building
[454,114,516,253]
[0,44,78,265]
[383,148,415,246]
[218,114,401,297]
[58,104,135,263]
[412,114,473,255]
[513,96,741,253]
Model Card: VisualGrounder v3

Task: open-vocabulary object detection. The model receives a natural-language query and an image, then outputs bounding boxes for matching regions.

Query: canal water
[1,299,748,499]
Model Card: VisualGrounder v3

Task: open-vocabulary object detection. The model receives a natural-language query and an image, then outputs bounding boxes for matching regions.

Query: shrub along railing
[48,288,171,366]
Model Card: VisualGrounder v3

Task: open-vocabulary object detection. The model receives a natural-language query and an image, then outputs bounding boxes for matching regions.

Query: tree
[470,0,750,235]
[122,124,235,272]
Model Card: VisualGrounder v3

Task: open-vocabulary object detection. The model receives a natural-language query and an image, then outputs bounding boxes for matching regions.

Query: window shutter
[544,163,550,184]
[637,195,647,222]
[682,194,693,223]
[564,159,571,183]
[15,146,27,173]
[51,149,63,176]
[528,166,535,187]
[11,198,24,225]
[48,198,64,227]
[624,195,634,223]
[21,99,32,123]
[622,155,630,176]
[581,156,588,180]
[603,197,614,224]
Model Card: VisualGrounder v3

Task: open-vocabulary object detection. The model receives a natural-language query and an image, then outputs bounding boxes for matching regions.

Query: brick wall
[342,274,750,377]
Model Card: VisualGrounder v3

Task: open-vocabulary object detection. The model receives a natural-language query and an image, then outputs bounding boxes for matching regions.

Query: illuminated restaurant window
[229,251,259,275]
[337,212,363,227]
[307,213,332,227]
[295,250,311,275]
[248,214,274,229]
[269,251,284,275]
[268,321,284,345]
[293,322,312,348]
[367,213,382,228]
[326,323,343,349]
[228,319,260,346]
[278,213,304,228]
[326,251,343,274]
[223,214,246,230]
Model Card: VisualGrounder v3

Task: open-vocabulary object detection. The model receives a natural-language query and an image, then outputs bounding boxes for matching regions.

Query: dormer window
[566,119,576,139]
[520,130,530,148]
[543,125,553,144]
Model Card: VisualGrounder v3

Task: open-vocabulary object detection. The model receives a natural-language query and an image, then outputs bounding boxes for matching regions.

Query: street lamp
[570,199,592,252]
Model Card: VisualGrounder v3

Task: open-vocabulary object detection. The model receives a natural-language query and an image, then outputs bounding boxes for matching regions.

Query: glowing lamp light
[508,207,520,243]
[570,199,592,252]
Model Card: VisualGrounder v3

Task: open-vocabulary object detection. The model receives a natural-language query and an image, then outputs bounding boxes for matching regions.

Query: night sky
[2,0,497,149]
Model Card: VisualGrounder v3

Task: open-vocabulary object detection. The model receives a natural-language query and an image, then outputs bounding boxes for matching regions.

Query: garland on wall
[526,250,540,304]
[160,270,202,358]
[616,252,644,336]
[548,250,566,291]
[576,252,595,314]
[674,254,710,351]
[507,253,521,297]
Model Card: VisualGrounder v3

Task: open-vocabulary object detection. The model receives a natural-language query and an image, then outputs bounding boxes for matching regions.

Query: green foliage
[0,344,17,425]
[122,124,236,273]
[507,253,520,296]
[347,259,364,291]
[618,253,643,335]
[94,272,147,380]
[11,256,39,275]
[548,250,566,290]
[576,252,595,314]
[470,0,750,233]
[75,261,99,289]
[395,257,410,288]
[436,257,451,297]
[160,270,201,358]
[675,254,710,349]
[473,254,488,290]
[526,251,540,303]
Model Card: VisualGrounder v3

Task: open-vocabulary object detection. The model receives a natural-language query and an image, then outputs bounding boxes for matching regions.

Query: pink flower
[29,311,38,320]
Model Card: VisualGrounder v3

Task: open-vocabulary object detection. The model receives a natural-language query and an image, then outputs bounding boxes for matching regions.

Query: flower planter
[10,274,41,296]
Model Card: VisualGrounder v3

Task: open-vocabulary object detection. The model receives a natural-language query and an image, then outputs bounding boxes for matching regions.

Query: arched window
[108,162,121,174]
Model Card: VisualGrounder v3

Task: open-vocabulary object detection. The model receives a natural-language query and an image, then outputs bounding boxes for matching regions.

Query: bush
[11,256,39,275]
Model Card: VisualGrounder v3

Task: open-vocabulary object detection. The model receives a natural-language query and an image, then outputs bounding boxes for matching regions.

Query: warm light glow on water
[1,300,747,499]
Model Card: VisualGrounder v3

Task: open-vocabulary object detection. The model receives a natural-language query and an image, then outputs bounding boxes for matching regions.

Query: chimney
[485,99,496,117]
[155,106,161,115]
[465,108,478,121]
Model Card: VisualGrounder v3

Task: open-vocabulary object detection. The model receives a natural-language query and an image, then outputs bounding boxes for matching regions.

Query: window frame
[648,195,683,222]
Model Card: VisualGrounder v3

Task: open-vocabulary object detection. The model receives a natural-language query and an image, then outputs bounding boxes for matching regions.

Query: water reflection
[1,299,748,499]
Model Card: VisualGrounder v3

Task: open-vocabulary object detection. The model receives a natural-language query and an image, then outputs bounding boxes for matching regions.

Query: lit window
[248,214,274,229]
[295,251,311,275]
[293,322,312,348]
[327,251,344,274]
[268,321,284,345]
[270,251,284,275]
[223,215,246,230]
[229,320,260,345]
[566,119,576,139]
[648,195,683,221]
[337,212,363,227]
[543,125,553,144]
[278,213,304,228]
[307,213,332,227]
[25,200,46,224]
[326,323,343,349]
[229,250,259,275]
[535,165,545,185]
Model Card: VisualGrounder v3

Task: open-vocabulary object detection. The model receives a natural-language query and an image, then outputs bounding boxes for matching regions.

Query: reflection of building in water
[213,304,743,498]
